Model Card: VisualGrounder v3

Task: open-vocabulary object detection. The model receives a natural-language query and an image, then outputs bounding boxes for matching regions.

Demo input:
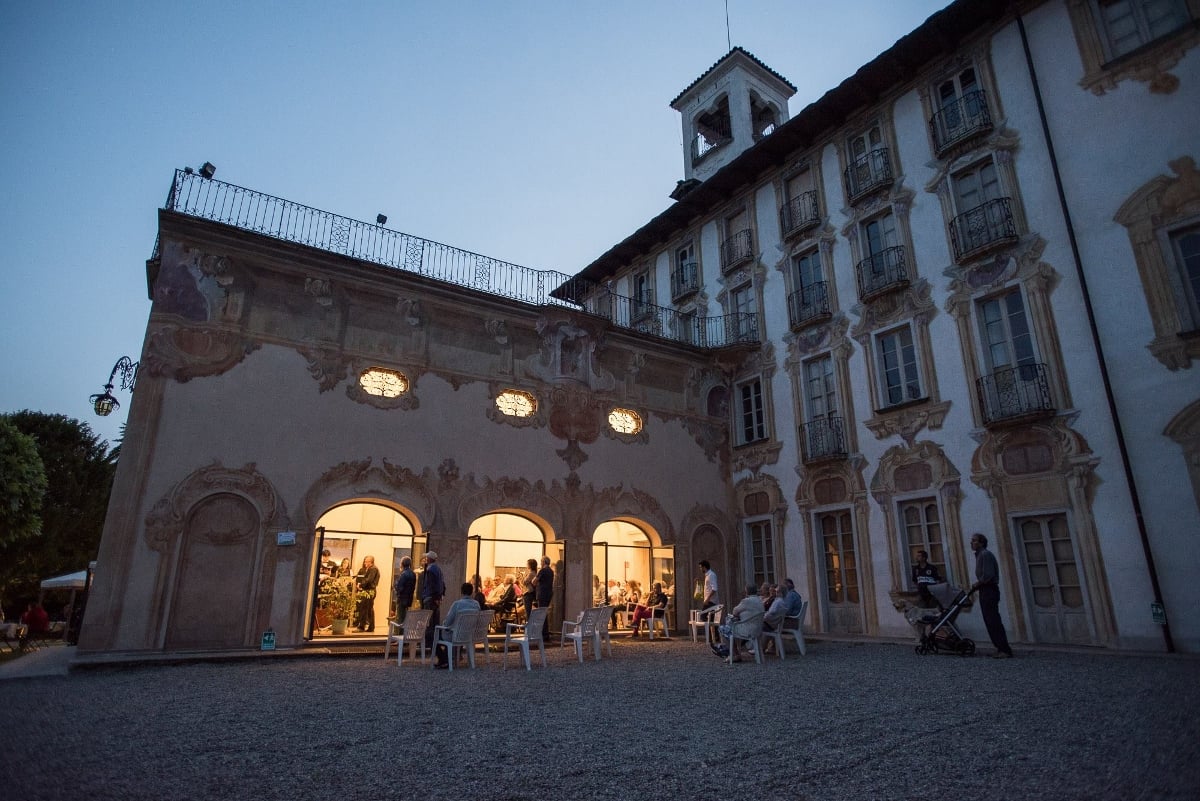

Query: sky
[0,0,950,449]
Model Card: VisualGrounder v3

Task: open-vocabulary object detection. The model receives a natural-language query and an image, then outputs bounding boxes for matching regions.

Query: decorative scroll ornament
[142,324,261,383]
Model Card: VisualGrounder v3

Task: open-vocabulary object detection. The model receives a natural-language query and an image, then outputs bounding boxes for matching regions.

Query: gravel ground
[2,637,1198,801]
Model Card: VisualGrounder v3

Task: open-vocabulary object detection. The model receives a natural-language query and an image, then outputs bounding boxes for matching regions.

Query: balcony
[844,148,893,203]
[780,191,820,239]
[787,282,832,330]
[930,90,993,156]
[950,197,1018,262]
[720,229,755,273]
[855,246,909,301]
[691,116,732,167]
[976,363,1055,425]
[801,417,848,462]
[671,261,700,302]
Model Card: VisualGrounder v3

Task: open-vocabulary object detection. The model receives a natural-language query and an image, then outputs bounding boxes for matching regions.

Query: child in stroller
[906,582,976,656]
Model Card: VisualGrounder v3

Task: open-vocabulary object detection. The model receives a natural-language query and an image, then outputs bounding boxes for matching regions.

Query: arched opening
[465,512,562,633]
[308,501,421,640]
[592,521,675,631]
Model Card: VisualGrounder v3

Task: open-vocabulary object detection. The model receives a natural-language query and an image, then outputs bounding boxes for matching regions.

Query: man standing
[699,559,719,644]
[535,556,554,641]
[970,533,1013,659]
[421,551,446,651]
[435,582,481,669]
[354,556,380,632]
[392,556,416,624]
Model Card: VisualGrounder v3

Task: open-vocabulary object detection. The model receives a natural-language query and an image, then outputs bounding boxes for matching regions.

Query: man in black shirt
[911,549,940,607]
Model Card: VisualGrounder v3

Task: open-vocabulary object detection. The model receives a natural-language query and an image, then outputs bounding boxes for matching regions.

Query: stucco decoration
[298,346,350,393]
[1066,0,1199,95]
[305,277,334,308]
[396,296,424,327]
[485,383,547,430]
[456,476,566,538]
[1165,398,1200,514]
[547,385,606,471]
[589,486,675,545]
[145,462,286,554]
[141,323,262,383]
[1115,156,1200,369]
[680,415,727,464]
[526,311,616,391]
[152,242,239,323]
[969,419,1099,505]
[297,458,434,535]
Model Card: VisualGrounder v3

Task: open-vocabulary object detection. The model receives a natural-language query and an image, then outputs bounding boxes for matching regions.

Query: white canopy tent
[39,570,88,591]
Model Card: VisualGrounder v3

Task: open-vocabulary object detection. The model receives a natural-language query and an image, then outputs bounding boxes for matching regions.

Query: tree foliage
[0,411,116,615]
[0,418,48,548]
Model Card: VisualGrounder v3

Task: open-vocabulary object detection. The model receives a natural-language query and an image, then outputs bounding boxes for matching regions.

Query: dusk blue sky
[1,1,948,448]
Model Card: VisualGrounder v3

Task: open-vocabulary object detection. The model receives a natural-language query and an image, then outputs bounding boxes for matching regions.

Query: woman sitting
[628,582,667,636]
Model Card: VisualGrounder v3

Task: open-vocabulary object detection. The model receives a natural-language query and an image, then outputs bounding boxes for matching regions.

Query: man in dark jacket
[392,556,416,623]
[421,551,446,650]
[535,556,555,640]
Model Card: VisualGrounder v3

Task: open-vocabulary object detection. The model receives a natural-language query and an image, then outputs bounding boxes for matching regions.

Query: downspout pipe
[1013,7,1174,651]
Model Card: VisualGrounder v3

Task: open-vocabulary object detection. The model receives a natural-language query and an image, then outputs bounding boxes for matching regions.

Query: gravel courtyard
[2,638,1197,801]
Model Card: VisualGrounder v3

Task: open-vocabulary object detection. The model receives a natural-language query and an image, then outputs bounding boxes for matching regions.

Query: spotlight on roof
[199,162,216,179]
[376,214,388,225]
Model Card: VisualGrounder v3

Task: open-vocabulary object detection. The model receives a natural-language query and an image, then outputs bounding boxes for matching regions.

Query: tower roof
[670,46,797,109]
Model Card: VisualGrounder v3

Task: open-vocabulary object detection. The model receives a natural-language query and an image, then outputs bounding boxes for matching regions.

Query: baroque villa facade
[79,0,1200,659]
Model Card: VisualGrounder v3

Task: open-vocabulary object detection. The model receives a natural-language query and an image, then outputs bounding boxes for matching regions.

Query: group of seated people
[591,576,673,635]
[712,579,804,662]
[474,575,521,624]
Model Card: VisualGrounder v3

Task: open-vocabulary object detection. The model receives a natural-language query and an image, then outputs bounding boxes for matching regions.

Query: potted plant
[319,579,356,635]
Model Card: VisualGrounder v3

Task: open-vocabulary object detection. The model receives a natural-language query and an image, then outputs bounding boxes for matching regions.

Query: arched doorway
[308,501,422,640]
[592,521,676,629]
[465,512,564,632]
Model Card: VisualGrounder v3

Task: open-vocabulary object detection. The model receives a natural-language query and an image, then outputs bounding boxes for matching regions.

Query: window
[746,519,775,587]
[672,241,699,300]
[950,160,1018,261]
[857,212,907,298]
[631,269,653,317]
[979,290,1037,374]
[788,250,830,328]
[1171,225,1200,327]
[781,167,820,237]
[495,389,537,418]
[1094,0,1192,59]
[358,368,408,398]
[931,65,992,153]
[801,355,846,461]
[900,498,945,588]
[730,282,757,340]
[975,289,1054,423]
[845,123,893,201]
[607,407,643,435]
[721,208,754,271]
[876,326,922,407]
[737,378,767,444]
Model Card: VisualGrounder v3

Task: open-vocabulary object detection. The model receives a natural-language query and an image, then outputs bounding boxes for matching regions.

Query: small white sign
[276,530,297,546]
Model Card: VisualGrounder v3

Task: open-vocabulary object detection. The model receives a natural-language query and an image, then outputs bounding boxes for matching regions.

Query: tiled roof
[670,45,797,107]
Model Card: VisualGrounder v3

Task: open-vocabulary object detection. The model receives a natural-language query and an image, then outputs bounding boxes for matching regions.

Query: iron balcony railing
[844,148,893,203]
[780,190,820,238]
[787,282,832,330]
[950,197,1018,262]
[801,416,848,462]
[671,261,700,301]
[855,246,909,300]
[692,118,732,165]
[976,363,1055,425]
[930,90,993,155]
[720,228,755,272]
[157,169,757,349]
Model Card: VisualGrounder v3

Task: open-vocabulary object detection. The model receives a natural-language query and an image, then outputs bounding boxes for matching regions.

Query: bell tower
[669,47,796,194]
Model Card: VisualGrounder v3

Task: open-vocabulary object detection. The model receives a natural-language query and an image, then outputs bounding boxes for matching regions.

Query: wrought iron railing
[801,416,848,462]
[950,197,1018,262]
[156,170,758,349]
[720,229,755,272]
[692,117,732,165]
[844,148,893,202]
[930,90,993,155]
[976,363,1054,424]
[780,190,820,238]
[671,261,700,301]
[787,282,832,330]
[855,246,909,300]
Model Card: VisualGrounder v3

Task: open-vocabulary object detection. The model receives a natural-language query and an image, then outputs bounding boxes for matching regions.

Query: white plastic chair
[431,610,481,671]
[503,607,548,670]
[472,609,497,667]
[647,602,672,640]
[781,600,808,656]
[689,605,723,643]
[723,611,764,665]
[384,608,432,666]
[561,607,606,662]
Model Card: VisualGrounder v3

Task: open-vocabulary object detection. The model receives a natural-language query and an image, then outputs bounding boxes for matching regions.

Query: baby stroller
[906,583,976,656]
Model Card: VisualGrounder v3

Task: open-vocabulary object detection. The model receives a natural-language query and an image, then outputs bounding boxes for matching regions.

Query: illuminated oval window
[608,407,642,435]
[496,389,537,418]
[359,368,409,398]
